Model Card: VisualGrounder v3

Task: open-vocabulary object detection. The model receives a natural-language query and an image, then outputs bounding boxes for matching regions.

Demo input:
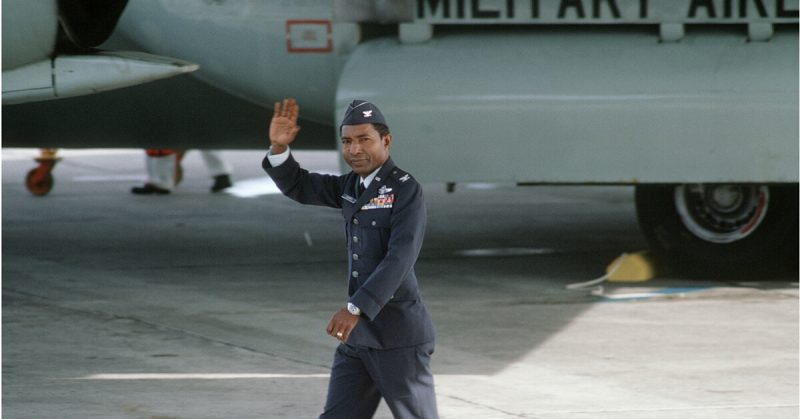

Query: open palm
[269,98,301,147]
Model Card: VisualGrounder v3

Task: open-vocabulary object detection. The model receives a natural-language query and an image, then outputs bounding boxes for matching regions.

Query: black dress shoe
[210,174,233,192]
[131,184,171,195]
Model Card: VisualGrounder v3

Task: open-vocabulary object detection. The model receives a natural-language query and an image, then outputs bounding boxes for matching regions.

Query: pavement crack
[3,287,330,370]
[438,392,538,418]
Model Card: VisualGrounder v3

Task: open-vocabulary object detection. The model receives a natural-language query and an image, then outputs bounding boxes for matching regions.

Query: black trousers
[319,342,438,419]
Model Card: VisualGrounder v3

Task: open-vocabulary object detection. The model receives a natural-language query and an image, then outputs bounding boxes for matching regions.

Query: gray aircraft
[2,0,798,276]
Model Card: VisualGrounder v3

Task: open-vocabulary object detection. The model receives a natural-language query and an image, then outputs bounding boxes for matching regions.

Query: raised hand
[269,98,301,153]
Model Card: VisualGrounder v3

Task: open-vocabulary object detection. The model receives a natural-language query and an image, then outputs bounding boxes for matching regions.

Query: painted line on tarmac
[597,287,711,302]
[532,402,798,415]
[77,373,493,381]
[78,373,330,380]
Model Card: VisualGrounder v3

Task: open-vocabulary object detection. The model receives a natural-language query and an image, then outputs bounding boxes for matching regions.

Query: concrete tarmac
[2,149,798,418]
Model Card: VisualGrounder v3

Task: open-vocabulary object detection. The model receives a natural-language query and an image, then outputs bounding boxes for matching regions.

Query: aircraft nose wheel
[25,149,61,196]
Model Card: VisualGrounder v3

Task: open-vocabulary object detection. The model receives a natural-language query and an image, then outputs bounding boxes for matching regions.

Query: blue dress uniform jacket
[262,153,436,349]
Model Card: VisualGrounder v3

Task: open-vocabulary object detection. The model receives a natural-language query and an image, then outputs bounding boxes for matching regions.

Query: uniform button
[353,236,359,243]
[353,218,359,225]
[352,254,359,261]
[352,271,359,278]
[371,221,377,226]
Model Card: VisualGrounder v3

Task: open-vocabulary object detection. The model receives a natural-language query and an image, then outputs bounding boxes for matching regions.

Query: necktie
[358,182,366,198]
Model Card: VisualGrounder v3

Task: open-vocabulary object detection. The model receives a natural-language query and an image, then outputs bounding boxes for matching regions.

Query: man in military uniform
[263,98,438,419]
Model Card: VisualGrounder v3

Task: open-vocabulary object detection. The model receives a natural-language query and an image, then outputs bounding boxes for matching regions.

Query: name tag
[341,194,356,204]
[362,194,395,210]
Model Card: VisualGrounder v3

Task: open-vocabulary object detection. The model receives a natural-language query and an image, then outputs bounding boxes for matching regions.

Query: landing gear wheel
[25,149,61,197]
[26,169,55,196]
[635,183,798,277]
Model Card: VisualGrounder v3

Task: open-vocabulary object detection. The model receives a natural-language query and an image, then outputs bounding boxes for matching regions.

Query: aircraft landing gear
[26,148,61,196]
[635,183,798,278]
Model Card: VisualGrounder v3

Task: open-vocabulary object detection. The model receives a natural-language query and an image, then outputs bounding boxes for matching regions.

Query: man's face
[341,124,392,177]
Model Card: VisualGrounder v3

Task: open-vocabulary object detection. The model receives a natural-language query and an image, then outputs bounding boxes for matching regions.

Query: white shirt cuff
[267,146,290,167]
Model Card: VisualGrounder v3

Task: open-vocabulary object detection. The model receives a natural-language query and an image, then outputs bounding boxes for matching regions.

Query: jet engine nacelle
[2,0,197,105]
[1,0,59,70]
[2,0,128,69]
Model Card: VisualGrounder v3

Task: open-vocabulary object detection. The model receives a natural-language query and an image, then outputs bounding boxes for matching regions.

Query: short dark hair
[372,123,390,138]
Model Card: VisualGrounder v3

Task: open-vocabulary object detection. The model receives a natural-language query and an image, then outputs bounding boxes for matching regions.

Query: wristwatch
[347,302,361,316]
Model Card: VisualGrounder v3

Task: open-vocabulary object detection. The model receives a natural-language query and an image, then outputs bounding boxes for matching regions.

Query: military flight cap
[341,99,388,127]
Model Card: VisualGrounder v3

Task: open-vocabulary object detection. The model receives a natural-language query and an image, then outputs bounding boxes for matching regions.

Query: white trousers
[145,150,232,190]
[145,154,176,190]
[199,150,232,178]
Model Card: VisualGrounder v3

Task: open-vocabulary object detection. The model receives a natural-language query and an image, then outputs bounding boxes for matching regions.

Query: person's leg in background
[131,149,177,195]
[200,150,234,192]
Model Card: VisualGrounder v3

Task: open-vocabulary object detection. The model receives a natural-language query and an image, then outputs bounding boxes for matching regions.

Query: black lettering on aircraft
[418,0,450,18]
[777,0,800,17]
[471,0,499,18]
[419,0,515,19]
[689,0,773,18]
[739,0,769,17]
[723,0,734,17]
[470,0,507,18]
[558,0,586,18]
[593,0,622,18]
[418,0,795,21]
[557,0,620,19]
[688,0,717,17]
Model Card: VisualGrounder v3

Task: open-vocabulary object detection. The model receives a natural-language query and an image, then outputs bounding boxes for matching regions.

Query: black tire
[635,183,798,278]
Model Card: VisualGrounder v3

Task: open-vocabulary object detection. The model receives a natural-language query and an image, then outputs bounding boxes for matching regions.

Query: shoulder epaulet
[389,168,413,184]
